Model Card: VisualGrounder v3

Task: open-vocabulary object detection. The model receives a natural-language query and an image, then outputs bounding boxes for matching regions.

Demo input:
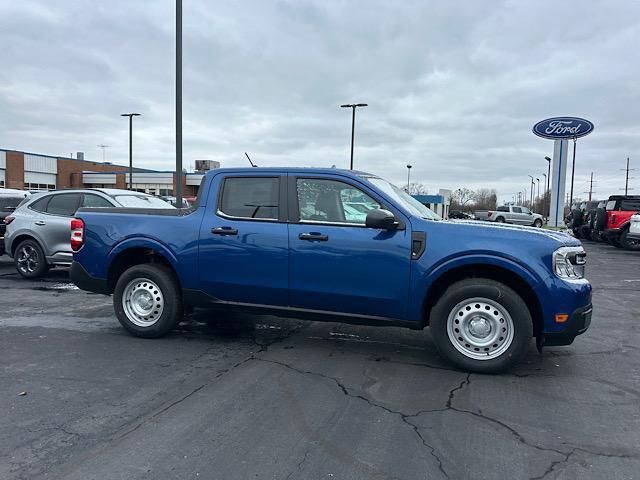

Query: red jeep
[604,195,640,250]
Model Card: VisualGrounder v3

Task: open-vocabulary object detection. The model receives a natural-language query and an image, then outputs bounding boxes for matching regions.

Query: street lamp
[536,178,540,212]
[176,0,183,205]
[527,175,534,207]
[340,103,368,170]
[121,113,141,190]
[406,164,412,192]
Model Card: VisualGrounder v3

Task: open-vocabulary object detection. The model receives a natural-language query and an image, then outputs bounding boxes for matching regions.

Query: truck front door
[287,175,412,320]
[198,174,289,306]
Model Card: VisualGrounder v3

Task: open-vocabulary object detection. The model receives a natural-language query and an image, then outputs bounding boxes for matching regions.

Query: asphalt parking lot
[1,241,639,480]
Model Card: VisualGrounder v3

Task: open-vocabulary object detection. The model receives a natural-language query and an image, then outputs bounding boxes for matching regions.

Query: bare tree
[450,188,475,211]
[473,188,498,211]
[405,182,428,195]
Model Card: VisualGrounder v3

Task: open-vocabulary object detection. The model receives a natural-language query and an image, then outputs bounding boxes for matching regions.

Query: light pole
[527,175,534,207]
[544,156,551,219]
[121,113,141,190]
[569,137,577,209]
[406,164,412,192]
[175,0,183,205]
[340,103,367,170]
[536,178,540,212]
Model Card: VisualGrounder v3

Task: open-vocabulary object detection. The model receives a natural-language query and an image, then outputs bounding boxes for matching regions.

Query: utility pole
[620,157,635,195]
[406,164,412,192]
[536,178,540,212]
[587,172,594,201]
[97,144,110,162]
[175,0,183,206]
[340,103,368,170]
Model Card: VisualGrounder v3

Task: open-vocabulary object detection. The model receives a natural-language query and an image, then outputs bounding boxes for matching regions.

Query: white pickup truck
[474,205,544,227]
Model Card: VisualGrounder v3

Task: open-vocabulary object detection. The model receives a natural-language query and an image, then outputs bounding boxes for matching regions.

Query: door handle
[35,221,46,226]
[211,227,238,236]
[299,233,328,241]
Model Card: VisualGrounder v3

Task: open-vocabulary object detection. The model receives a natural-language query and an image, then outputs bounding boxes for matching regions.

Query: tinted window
[620,199,640,211]
[29,196,51,213]
[512,207,522,213]
[81,194,114,208]
[0,195,27,209]
[496,206,509,212]
[46,194,81,216]
[297,178,380,224]
[219,177,279,219]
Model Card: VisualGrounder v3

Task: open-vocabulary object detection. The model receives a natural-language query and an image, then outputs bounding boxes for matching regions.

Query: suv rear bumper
[70,261,110,295]
[543,303,592,346]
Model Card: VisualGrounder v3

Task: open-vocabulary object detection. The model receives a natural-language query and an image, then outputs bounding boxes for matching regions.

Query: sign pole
[549,139,569,228]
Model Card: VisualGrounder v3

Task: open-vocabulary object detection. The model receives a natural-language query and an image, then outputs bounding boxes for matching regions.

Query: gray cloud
[1,0,638,202]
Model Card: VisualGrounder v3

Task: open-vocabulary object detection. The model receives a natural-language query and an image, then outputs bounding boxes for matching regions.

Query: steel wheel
[16,244,40,274]
[446,297,515,360]
[122,277,165,327]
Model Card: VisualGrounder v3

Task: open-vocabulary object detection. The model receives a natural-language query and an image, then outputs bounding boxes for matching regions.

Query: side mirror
[366,209,398,230]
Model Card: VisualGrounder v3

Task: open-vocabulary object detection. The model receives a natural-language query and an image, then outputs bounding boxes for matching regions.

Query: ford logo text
[532,117,594,139]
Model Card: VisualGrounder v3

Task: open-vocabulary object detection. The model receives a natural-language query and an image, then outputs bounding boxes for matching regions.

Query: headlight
[553,246,586,281]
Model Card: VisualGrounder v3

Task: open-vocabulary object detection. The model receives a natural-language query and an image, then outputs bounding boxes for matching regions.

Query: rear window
[606,200,616,211]
[219,177,279,219]
[496,206,509,212]
[113,195,175,209]
[0,195,28,209]
[46,193,81,216]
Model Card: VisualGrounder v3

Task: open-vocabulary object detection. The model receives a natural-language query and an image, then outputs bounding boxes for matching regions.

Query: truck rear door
[197,174,289,306]
[287,174,412,320]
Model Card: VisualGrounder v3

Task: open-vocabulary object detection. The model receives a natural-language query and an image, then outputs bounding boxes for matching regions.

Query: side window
[521,207,531,214]
[496,206,509,212]
[620,200,640,211]
[512,207,522,213]
[297,178,380,225]
[81,194,113,208]
[29,196,51,213]
[219,177,279,219]
[46,194,81,216]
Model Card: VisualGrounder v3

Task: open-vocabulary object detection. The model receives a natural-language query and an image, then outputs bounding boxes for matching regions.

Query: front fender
[409,252,544,322]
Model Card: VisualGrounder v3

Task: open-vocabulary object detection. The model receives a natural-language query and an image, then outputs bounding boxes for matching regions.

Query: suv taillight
[70,218,84,252]
[3,216,14,225]
[488,211,493,217]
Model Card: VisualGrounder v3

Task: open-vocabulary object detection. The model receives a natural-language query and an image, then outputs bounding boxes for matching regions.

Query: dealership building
[0,148,216,197]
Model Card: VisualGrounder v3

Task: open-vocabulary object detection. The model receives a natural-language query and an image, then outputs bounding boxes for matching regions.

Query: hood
[422,219,580,247]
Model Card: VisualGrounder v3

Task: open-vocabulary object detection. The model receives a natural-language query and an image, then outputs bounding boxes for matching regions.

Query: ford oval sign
[532,117,594,139]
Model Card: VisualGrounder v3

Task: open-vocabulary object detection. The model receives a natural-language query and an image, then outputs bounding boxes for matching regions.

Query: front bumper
[70,261,110,295]
[543,303,592,346]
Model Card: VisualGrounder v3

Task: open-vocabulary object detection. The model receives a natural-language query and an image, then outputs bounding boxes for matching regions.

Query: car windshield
[112,195,175,209]
[362,176,441,220]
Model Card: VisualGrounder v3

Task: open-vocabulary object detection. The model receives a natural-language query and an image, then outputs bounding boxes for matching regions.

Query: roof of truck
[206,167,376,176]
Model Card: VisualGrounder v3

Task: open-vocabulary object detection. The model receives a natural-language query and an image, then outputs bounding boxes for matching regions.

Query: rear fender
[108,237,179,271]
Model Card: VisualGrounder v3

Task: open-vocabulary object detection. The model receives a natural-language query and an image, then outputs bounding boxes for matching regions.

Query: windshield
[362,176,441,220]
[113,195,175,209]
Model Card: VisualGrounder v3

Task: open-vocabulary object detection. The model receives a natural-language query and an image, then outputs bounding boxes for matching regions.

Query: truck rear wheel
[429,278,532,373]
[113,264,183,338]
[620,230,640,251]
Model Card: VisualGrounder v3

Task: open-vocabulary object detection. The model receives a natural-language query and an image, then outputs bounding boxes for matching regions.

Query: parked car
[70,168,592,373]
[628,213,640,242]
[159,195,191,208]
[569,200,600,239]
[0,189,31,256]
[474,205,544,227]
[5,188,174,278]
[449,210,474,220]
[588,201,608,242]
[603,195,640,250]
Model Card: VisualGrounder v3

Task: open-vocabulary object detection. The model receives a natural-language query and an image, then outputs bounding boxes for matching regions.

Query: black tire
[533,219,543,228]
[610,237,624,248]
[573,228,582,239]
[495,216,505,223]
[429,278,532,373]
[595,208,607,231]
[620,229,640,251]
[113,263,183,338]
[14,239,50,278]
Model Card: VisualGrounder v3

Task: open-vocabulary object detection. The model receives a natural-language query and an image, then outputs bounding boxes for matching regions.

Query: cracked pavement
[1,241,639,479]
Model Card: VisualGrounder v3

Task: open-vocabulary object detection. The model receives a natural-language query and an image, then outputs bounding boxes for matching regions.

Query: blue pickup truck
[70,168,592,372]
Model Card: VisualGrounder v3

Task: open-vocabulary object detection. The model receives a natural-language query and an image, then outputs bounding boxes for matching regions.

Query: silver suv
[4,188,173,278]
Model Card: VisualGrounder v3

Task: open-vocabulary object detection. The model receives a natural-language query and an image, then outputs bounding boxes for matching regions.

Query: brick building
[0,148,213,197]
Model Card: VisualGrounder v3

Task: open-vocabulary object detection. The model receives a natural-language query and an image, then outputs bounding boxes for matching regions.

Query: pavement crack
[259,358,451,479]
[529,449,576,480]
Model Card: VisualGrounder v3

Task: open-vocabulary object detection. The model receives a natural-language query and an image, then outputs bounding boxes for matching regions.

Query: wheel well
[107,248,177,292]
[422,264,543,337]
[10,234,40,256]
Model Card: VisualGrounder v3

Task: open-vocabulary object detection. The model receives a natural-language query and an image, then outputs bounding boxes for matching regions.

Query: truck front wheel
[429,278,532,373]
[113,264,183,338]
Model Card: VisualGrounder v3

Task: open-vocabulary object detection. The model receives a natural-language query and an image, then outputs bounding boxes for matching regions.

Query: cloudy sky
[1,0,638,202]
